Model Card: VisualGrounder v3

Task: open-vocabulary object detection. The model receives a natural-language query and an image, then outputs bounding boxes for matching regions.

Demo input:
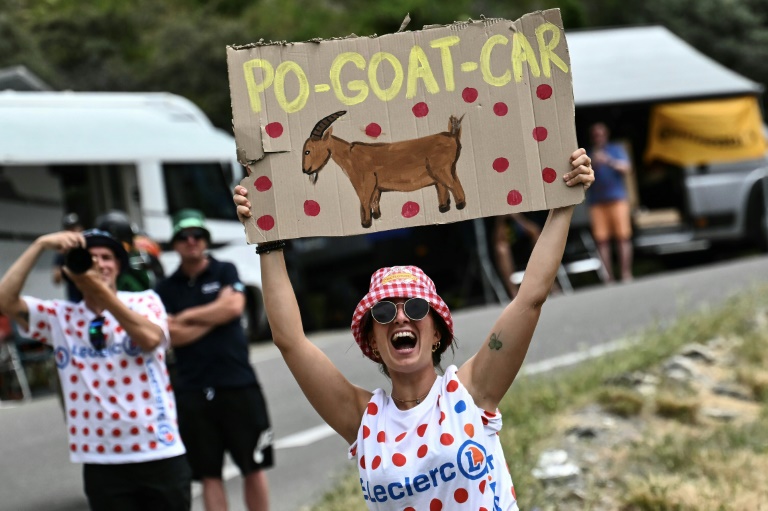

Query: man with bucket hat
[0,228,190,510]
[156,209,273,511]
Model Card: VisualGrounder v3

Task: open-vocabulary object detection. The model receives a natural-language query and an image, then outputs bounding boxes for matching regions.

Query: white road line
[274,424,335,449]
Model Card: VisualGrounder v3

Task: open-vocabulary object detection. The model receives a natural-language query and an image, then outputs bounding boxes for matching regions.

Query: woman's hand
[233,185,252,224]
[563,148,594,190]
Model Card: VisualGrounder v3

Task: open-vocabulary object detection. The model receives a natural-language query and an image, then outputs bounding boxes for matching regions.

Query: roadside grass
[309,286,768,510]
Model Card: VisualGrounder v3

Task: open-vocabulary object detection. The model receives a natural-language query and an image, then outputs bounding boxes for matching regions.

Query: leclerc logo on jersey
[457,440,492,480]
[122,337,142,357]
[54,346,70,369]
[360,441,495,504]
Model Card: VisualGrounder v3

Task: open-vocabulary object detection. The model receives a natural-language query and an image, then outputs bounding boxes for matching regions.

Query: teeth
[392,331,415,340]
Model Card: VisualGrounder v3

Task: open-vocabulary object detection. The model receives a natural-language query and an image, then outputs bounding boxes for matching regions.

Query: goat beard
[309,172,319,185]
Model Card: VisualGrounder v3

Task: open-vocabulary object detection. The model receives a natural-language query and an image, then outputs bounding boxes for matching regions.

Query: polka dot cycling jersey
[19,291,186,465]
[348,365,518,510]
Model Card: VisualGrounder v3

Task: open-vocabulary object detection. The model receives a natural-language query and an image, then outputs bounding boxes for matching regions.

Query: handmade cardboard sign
[227,8,581,243]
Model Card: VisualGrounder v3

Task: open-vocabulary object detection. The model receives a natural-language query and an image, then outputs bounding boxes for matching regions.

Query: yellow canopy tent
[645,96,767,166]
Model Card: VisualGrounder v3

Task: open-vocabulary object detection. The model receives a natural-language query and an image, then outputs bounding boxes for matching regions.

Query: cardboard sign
[227,8,581,243]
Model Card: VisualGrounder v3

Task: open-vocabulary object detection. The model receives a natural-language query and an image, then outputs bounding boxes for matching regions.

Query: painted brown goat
[301,111,466,228]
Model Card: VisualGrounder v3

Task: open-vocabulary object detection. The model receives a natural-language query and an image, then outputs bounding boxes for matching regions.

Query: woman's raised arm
[458,149,594,411]
[234,185,371,444]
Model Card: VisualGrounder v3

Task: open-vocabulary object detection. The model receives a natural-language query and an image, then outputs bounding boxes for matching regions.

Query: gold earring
[432,341,440,353]
[372,346,380,359]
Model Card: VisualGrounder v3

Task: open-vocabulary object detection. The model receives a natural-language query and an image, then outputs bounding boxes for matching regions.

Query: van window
[163,163,237,220]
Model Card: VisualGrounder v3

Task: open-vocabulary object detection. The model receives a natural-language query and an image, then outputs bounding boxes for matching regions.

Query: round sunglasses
[370,297,430,324]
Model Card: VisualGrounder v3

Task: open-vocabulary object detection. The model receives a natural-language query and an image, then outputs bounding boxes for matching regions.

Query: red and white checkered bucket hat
[351,266,453,361]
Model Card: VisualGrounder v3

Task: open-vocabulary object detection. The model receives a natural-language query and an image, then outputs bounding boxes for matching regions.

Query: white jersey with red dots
[349,365,518,511]
[19,290,186,464]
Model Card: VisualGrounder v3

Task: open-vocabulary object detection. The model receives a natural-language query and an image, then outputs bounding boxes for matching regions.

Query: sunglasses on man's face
[370,298,430,325]
[89,316,106,351]
[177,229,206,242]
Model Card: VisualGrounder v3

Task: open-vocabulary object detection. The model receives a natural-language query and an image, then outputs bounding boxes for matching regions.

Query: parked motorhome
[0,91,267,339]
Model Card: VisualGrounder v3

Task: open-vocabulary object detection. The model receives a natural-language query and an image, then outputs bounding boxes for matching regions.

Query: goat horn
[309,111,347,140]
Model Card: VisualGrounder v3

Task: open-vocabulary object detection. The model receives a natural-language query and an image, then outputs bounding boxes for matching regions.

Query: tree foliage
[1,0,765,129]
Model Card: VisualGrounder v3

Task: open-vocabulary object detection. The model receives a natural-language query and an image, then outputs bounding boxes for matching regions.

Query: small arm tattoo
[488,332,502,351]
[15,311,29,323]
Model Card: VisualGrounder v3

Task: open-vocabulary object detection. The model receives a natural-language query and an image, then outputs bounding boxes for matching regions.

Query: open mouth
[391,331,417,352]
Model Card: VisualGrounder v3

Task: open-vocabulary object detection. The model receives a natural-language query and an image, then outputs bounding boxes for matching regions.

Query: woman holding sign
[233,147,593,510]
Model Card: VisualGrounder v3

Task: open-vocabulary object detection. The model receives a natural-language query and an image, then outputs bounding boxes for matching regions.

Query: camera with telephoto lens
[64,247,93,274]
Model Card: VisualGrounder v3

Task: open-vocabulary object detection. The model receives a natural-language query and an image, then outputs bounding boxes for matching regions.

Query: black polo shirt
[155,257,257,392]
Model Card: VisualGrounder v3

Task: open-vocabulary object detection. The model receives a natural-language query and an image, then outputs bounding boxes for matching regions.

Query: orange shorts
[590,200,632,242]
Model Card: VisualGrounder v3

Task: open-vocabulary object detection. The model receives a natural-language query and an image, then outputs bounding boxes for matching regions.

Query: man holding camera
[0,229,190,510]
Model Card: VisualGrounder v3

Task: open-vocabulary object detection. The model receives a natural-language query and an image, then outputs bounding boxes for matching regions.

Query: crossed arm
[167,287,244,347]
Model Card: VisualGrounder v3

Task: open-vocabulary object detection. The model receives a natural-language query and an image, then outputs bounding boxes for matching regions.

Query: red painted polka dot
[149,441,157,450]
[359,455,366,469]
[430,499,443,511]
[70,392,77,401]
[377,431,386,443]
[447,380,459,392]
[464,424,475,437]
[417,424,428,437]
[130,427,139,435]
[126,393,135,402]
[254,176,272,192]
[371,455,381,470]
[405,508,416,511]
[69,409,77,418]
[265,122,283,138]
[401,201,420,218]
[479,479,487,493]
[417,444,429,458]
[129,411,137,419]
[481,416,489,426]
[135,356,144,365]
[132,444,141,452]
[97,445,105,453]
[256,215,275,231]
[70,426,77,435]
[507,190,523,206]
[91,364,99,371]
[107,379,116,388]
[83,411,90,419]
[484,410,497,418]
[412,102,429,117]
[392,453,407,467]
[83,427,90,436]
[365,123,382,138]
[532,127,548,141]
[70,443,77,452]
[120,360,128,369]
[37,304,44,312]
[96,428,104,437]
[145,408,152,416]
[462,87,479,103]
[440,433,454,446]
[492,158,509,173]
[493,102,508,116]
[93,380,100,389]
[542,167,557,183]
[439,411,446,425]
[142,391,150,400]
[109,396,117,404]
[395,432,407,442]
[111,412,120,420]
[454,488,469,503]
[96,411,104,420]
[367,403,378,415]
[123,376,131,385]
[82,445,89,453]
[304,200,321,217]
[536,84,553,99]
[106,363,113,371]
[140,374,148,383]
[114,445,123,453]
[512,486,517,499]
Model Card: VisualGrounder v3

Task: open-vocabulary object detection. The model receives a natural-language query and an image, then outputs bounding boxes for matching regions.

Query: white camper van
[0,91,267,339]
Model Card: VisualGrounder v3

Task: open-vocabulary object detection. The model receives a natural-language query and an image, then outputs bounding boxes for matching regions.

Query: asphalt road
[2,254,768,511]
